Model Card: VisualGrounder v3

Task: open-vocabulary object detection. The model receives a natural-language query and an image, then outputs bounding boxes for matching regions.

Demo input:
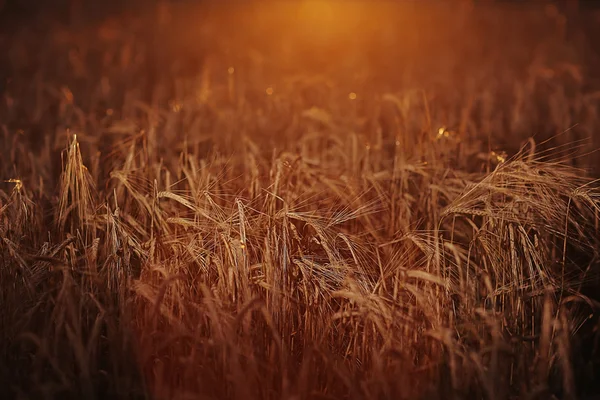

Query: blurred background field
[1,1,600,399]
[3,1,600,168]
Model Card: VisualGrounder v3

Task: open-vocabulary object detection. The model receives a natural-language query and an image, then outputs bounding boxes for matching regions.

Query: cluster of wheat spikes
[1,4,600,400]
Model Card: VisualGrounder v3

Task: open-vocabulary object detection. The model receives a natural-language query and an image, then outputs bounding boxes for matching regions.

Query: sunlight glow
[437,127,457,140]
[5,179,23,192]
[490,151,507,163]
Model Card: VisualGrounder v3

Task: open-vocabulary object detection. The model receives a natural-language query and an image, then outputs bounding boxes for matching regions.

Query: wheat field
[1,2,599,399]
